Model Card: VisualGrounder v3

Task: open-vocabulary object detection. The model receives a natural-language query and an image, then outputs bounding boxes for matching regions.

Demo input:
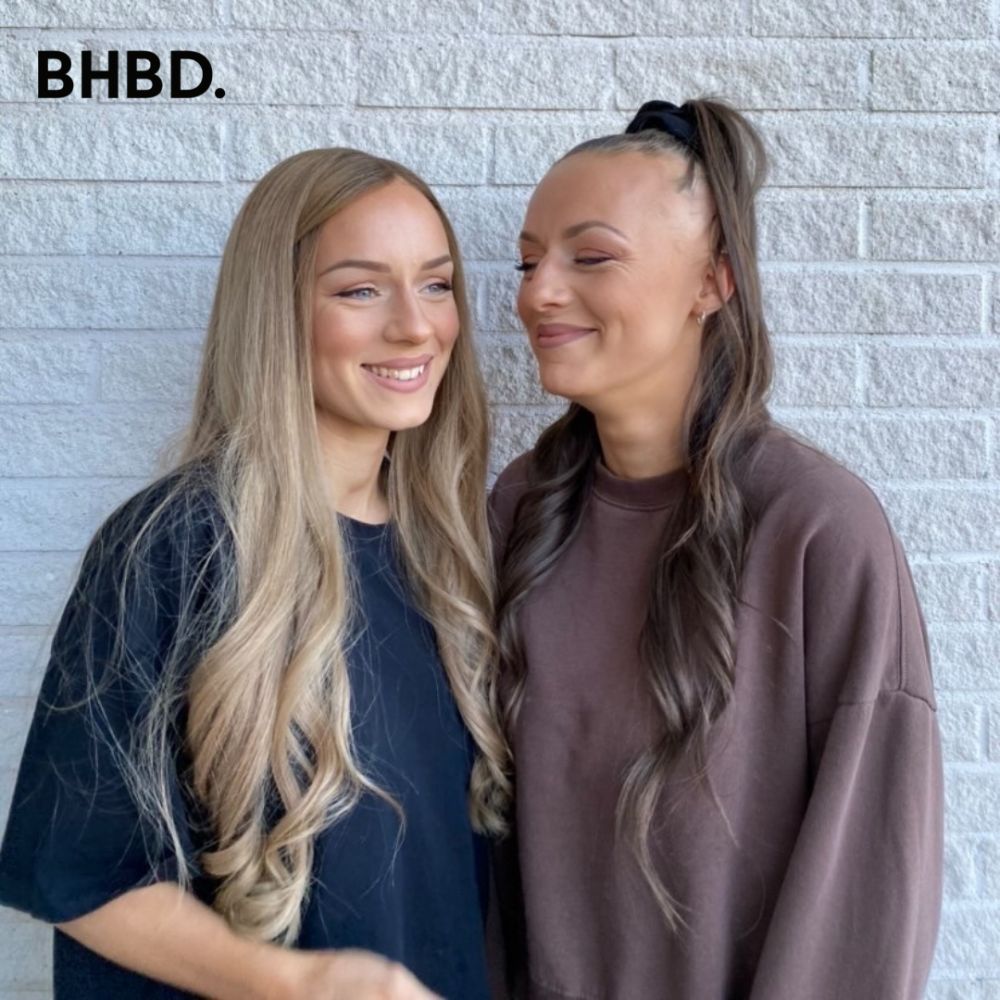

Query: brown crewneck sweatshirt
[489,427,943,1000]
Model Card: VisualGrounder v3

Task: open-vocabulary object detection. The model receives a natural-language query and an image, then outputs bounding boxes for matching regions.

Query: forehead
[314,179,450,260]
[524,149,707,234]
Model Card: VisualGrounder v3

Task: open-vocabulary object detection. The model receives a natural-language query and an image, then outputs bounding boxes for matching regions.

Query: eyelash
[514,257,611,273]
[335,281,453,300]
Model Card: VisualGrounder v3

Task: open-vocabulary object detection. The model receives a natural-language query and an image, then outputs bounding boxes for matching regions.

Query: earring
[696,312,705,327]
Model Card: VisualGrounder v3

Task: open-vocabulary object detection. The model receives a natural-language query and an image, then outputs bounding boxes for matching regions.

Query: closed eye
[575,256,611,266]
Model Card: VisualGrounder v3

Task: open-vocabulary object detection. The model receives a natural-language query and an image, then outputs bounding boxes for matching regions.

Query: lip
[361,356,433,393]
[534,323,595,348]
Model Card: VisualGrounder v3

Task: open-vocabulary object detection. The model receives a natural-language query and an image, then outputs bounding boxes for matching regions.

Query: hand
[285,949,444,1000]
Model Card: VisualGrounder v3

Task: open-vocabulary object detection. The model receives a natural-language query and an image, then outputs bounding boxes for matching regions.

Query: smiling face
[309,178,460,446]
[516,149,729,422]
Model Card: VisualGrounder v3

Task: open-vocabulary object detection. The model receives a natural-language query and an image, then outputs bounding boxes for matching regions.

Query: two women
[1,99,943,1000]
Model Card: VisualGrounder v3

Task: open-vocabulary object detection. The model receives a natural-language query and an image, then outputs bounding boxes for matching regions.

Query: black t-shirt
[0,481,490,999]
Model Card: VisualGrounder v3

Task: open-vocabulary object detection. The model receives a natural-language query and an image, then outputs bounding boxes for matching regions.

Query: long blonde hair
[96,148,510,944]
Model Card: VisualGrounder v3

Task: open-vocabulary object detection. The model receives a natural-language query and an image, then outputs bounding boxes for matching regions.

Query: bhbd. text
[37,51,225,99]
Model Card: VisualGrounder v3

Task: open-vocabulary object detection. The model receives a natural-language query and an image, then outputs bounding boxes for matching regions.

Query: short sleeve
[0,482,225,924]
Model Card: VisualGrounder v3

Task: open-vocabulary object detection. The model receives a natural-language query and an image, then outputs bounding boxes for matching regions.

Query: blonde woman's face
[310,179,460,443]
[516,150,725,419]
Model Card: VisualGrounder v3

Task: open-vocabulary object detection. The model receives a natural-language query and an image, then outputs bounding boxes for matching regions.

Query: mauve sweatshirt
[489,427,943,1000]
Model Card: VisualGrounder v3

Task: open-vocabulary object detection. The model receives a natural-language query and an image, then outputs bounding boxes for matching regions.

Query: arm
[749,508,943,999]
[58,882,440,1000]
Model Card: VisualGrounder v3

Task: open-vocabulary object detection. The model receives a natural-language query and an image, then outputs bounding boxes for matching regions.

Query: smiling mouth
[361,363,428,381]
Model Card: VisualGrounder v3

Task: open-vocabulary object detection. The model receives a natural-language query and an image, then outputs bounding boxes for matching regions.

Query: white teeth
[365,364,426,382]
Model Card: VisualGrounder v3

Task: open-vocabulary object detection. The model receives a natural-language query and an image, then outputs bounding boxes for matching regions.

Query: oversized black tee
[0,481,490,999]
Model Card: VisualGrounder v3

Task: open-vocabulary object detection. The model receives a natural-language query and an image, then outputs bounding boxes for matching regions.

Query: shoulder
[488,450,535,548]
[743,425,898,564]
[76,464,230,614]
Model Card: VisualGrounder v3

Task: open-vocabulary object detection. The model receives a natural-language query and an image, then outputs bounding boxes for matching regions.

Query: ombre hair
[82,148,511,944]
[496,100,773,929]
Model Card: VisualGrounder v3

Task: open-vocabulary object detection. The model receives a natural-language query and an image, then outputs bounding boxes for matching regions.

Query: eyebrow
[518,220,629,244]
[318,254,452,277]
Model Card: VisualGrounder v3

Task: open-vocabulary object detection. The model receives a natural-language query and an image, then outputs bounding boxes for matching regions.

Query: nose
[517,254,571,317]
[385,288,435,344]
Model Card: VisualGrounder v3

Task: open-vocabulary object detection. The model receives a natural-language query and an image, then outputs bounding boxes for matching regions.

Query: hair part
[497,98,773,930]
[84,148,510,945]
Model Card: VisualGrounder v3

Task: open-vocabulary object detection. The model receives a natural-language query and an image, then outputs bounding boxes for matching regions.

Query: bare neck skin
[315,415,391,524]
[590,321,700,481]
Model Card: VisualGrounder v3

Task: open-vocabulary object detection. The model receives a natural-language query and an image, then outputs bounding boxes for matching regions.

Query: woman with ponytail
[0,148,510,999]
[491,100,943,999]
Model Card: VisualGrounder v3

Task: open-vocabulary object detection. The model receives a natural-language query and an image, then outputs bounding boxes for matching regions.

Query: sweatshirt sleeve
[748,490,944,1000]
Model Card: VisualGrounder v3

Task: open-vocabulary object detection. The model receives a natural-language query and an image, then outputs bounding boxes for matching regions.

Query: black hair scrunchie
[624,100,700,153]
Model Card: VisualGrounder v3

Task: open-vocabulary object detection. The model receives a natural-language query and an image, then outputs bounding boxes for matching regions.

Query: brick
[938,701,985,762]
[494,118,626,184]
[74,34,353,106]
[871,198,1000,262]
[873,44,1000,112]
[91,185,245,256]
[984,838,1000,895]
[751,0,991,37]
[0,703,34,772]
[0,261,217,329]
[787,416,988,481]
[762,272,982,335]
[0,108,222,182]
[632,0,747,35]
[0,339,97,403]
[0,33,89,103]
[758,193,859,261]
[945,770,1000,834]
[490,406,565,475]
[617,41,862,112]
[234,0,473,30]
[485,0,639,35]
[100,337,202,401]
[934,904,1000,972]
[879,487,1000,554]
[474,270,524,334]
[0,552,79,627]
[0,183,91,255]
[770,342,858,406]
[0,632,50,699]
[0,404,186,478]
[943,835,980,897]
[0,479,140,551]
[230,113,492,185]
[0,903,51,990]
[910,562,987,623]
[359,39,613,110]
[867,347,1000,408]
[765,122,988,189]
[991,706,1000,759]
[479,338,552,405]
[990,565,999,623]
[4,0,221,27]
[436,187,530,262]
[926,982,984,1000]
[931,628,1000,691]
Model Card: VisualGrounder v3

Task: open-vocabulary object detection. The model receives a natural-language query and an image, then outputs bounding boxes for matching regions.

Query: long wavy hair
[496,100,773,928]
[83,148,511,944]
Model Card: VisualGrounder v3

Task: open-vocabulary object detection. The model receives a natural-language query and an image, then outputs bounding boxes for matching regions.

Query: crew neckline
[592,458,688,511]
[338,512,393,539]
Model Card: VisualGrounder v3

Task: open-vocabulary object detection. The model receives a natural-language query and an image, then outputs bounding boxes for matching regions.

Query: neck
[315,413,391,523]
[594,408,686,480]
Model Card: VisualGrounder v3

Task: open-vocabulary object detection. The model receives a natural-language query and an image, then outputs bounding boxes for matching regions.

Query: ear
[694,252,735,318]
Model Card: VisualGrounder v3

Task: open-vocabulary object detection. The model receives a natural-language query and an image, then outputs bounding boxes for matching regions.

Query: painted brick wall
[1,1,998,996]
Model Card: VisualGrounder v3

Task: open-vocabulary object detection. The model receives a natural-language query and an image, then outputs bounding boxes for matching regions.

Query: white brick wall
[0,2,997,995]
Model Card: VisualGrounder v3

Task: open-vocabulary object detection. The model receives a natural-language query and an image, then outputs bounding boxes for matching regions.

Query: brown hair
[496,99,773,928]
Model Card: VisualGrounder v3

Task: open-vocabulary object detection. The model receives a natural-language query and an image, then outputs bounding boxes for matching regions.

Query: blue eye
[426,280,454,294]
[514,261,536,273]
[337,287,378,299]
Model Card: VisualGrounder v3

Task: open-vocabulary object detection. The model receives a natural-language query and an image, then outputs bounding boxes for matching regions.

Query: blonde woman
[0,149,510,999]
